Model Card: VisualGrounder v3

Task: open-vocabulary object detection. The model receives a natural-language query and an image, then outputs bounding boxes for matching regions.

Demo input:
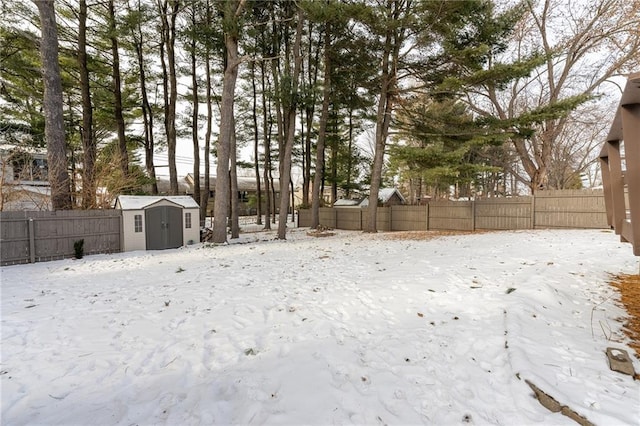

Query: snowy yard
[1,228,639,425]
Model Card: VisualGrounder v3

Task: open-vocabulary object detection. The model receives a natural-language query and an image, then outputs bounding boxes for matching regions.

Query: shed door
[145,206,183,250]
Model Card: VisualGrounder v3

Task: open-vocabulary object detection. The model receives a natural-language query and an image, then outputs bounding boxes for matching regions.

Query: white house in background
[114,195,200,252]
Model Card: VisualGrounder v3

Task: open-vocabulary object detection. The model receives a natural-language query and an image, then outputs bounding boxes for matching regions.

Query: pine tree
[32,0,72,210]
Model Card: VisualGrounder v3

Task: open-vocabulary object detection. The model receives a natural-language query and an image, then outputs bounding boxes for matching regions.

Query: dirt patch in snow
[380,230,488,241]
[610,274,640,360]
[307,226,336,237]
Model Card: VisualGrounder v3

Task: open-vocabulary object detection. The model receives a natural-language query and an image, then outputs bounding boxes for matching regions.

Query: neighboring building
[114,195,200,252]
[0,144,51,211]
[184,173,281,216]
[154,176,192,196]
[334,188,406,208]
[333,198,363,208]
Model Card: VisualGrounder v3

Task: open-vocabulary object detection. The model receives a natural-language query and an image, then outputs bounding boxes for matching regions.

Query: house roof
[379,188,406,203]
[0,143,47,157]
[154,178,192,195]
[115,195,199,210]
[333,198,363,207]
[334,188,405,208]
[1,184,51,211]
[359,188,406,207]
[185,173,280,192]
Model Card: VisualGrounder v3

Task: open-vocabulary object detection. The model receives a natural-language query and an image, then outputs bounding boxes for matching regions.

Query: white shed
[115,195,200,252]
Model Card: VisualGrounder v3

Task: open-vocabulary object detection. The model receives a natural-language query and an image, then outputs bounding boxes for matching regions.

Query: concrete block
[606,347,636,376]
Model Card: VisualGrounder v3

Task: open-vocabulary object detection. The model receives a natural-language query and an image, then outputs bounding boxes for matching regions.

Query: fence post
[426,203,430,230]
[471,200,476,231]
[530,196,536,229]
[119,212,125,252]
[28,218,35,264]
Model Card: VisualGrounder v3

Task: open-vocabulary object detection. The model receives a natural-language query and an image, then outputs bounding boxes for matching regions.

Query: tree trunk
[271,61,284,182]
[330,118,338,204]
[277,7,304,239]
[365,0,401,232]
[190,7,200,207]
[158,0,170,191]
[261,61,272,230]
[365,44,392,232]
[109,0,129,180]
[158,0,179,195]
[166,1,179,194]
[133,1,158,195]
[78,0,95,209]
[346,109,354,198]
[303,107,312,207]
[250,60,262,225]
[34,0,72,210]
[311,22,331,229]
[212,0,245,243]
[303,20,320,208]
[200,0,212,224]
[230,116,240,239]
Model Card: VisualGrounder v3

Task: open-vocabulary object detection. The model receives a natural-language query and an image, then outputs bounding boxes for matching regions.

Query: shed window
[185,212,192,229]
[134,214,143,233]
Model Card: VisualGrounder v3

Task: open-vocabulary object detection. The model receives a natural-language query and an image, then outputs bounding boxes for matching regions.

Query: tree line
[1,0,638,242]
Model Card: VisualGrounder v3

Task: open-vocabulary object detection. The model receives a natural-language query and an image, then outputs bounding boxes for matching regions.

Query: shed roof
[115,195,199,210]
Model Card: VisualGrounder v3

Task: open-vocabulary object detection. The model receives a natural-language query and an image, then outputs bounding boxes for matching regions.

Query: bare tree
[547,104,613,189]
[32,0,72,210]
[467,0,640,193]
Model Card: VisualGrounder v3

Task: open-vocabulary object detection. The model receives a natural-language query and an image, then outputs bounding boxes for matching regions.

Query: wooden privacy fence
[0,210,122,266]
[298,190,608,232]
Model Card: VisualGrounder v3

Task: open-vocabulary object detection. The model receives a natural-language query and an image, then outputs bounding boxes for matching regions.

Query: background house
[334,188,406,208]
[184,173,281,217]
[115,195,200,251]
[0,144,51,211]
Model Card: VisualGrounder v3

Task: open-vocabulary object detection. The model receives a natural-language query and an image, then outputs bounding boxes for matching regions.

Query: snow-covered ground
[1,228,639,425]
